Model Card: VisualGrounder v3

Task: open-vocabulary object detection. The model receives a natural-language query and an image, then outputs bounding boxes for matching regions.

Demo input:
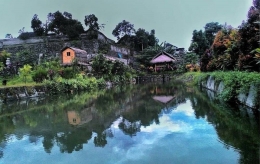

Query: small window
[67,52,71,56]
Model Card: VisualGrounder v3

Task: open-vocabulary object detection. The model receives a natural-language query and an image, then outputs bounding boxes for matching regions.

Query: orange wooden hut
[61,46,89,65]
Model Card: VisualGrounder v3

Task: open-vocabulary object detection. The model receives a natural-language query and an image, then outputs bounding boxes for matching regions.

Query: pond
[0,82,259,164]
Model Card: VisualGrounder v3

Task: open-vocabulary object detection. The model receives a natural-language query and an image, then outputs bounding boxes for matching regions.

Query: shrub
[18,32,35,40]
[60,67,75,79]
[32,69,48,83]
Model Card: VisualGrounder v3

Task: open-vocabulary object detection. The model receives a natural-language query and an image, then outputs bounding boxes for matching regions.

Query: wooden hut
[150,51,177,72]
[61,46,90,65]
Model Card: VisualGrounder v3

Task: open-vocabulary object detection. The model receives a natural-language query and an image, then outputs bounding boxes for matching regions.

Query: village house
[60,46,92,65]
[150,51,177,72]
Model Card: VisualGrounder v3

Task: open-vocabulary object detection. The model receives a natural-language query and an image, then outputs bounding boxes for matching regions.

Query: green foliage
[84,14,100,31]
[196,1,260,72]
[43,75,104,94]
[183,52,199,65]
[135,43,164,66]
[98,42,110,54]
[188,30,209,56]
[204,22,223,46]
[189,22,222,57]
[18,32,36,40]
[19,64,32,83]
[48,11,84,39]
[92,54,113,76]
[60,67,75,79]
[32,68,48,83]
[14,49,37,66]
[133,28,157,51]
[31,14,45,36]
[91,54,135,83]
[0,50,11,65]
[250,48,260,65]
[187,71,260,102]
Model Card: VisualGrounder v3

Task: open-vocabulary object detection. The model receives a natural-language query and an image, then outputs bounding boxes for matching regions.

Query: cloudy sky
[0,0,252,49]
[0,100,239,164]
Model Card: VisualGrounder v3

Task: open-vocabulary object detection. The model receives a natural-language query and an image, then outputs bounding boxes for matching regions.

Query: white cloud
[173,100,194,117]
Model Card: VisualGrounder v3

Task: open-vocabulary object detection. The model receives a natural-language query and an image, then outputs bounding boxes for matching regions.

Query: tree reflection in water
[0,82,259,163]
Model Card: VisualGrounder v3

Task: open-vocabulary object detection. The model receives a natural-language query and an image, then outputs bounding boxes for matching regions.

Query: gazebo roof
[152,95,175,104]
[150,51,176,64]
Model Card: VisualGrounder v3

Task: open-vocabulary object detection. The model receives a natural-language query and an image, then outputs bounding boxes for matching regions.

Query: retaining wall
[200,76,259,111]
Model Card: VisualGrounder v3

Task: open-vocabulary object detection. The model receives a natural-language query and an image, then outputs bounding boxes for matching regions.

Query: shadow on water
[0,81,259,163]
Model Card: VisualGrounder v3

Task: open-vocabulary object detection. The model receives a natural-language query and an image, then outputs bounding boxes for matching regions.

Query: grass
[0,75,43,88]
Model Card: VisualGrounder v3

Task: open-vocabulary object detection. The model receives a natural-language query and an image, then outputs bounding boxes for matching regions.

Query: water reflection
[0,82,259,163]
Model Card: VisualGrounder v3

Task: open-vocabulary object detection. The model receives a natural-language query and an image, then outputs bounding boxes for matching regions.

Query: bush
[18,32,35,40]
[43,75,104,94]
[60,67,75,79]
[32,69,48,83]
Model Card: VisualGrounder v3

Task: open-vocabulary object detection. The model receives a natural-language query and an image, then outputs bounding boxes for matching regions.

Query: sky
[0,0,252,49]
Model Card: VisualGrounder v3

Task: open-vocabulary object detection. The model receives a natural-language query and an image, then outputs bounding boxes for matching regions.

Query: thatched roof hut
[150,51,177,64]
[150,51,177,72]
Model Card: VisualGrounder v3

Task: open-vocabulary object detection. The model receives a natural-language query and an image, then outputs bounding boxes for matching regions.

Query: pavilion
[150,51,177,72]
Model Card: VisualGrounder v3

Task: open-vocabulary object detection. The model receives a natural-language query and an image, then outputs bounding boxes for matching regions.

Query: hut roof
[150,51,176,64]
[152,95,175,104]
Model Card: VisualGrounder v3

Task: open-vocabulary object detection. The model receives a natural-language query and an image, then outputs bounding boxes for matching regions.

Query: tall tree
[48,11,67,35]
[188,30,208,56]
[253,0,260,9]
[84,14,100,31]
[204,22,222,46]
[238,0,260,71]
[31,14,44,36]
[48,11,84,38]
[148,29,157,47]
[134,28,149,51]
[112,20,135,40]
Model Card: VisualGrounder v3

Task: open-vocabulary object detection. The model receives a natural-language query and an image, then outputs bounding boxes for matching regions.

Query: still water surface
[0,82,259,164]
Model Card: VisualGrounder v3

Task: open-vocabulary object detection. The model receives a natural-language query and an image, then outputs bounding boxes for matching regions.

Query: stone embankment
[200,75,259,111]
[0,86,46,102]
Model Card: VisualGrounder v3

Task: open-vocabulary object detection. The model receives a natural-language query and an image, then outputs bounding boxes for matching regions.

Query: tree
[31,14,44,36]
[189,22,222,58]
[48,11,84,38]
[48,11,66,35]
[204,22,222,46]
[65,19,85,39]
[134,28,149,51]
[84,14,100,31]
[188,30,208,56]
[148,29,157,47]
[112,20,135,40]
[238,1,260,71]
[253,0,260,9]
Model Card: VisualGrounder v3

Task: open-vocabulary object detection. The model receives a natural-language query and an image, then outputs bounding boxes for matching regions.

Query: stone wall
[110,45,130,55]
[0,36,130,59]
[200,76,259,111]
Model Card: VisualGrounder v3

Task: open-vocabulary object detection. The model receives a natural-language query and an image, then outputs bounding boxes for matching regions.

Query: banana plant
[19,64,32,83]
